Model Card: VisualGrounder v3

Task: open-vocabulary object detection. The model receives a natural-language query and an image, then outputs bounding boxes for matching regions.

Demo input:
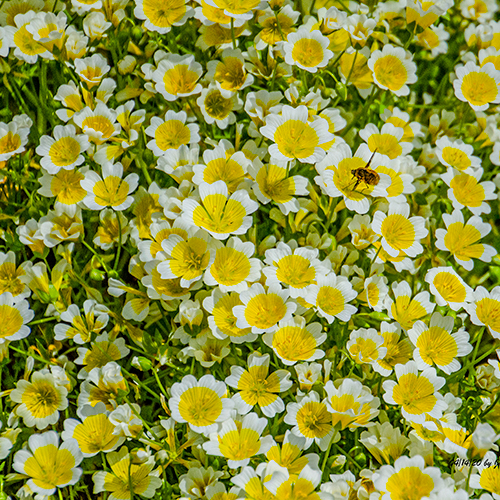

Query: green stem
[230,18,237,49]
[114,211,122,271]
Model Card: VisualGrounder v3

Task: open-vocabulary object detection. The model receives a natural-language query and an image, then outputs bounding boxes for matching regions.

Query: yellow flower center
[441,147,471,170]
[381,214,415,251]
[155,120,191,151]
[48,137,81,167]
[272,325,317,362]
[178,386,223,426]
[73,414,120,454]
[416,326,458,367]
[444,221,483,261]
[245,293,287,330]
[204,89,233,120]
[203,158,246,193]
[367,133,402,159]
[461,71,499,106]
[93,175,130,208]
[211,247,251,286]
[296,401,332,438]
[24,445,75,491]
[385,467,434,500]
[392,373,437,415]
[256,164,296,203]
[316,286,344,317]
[142,0,186,28]
[291,38,324,68]
[0,263,25,296]
[214,58,247,91]
[392,296,427,331]
[0,132,21,156]
[373,55,408,91]
[274,120,319,160]
[193,194,246,235]
[21,380,62,419]
[275,255,316,288]
[163,65,199,96]
[432,271,467,304]
[450,174,485,208]
[476,298,500,332]
[0,304,23,338]
[51,169,86,205]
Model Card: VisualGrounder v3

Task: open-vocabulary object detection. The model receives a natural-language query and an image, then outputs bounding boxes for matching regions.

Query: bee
[350,150,380,191]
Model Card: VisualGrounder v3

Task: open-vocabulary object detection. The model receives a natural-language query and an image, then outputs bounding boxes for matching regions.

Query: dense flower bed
[1,0,500,499]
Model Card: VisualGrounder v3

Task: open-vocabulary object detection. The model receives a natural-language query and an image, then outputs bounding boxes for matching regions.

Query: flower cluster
[1,0,500,500]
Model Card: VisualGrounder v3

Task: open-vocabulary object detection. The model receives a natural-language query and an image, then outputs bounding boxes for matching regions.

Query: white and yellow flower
[72,103,121,145]
[368,45,417,96]
[192,143,250,193]
[466,286,500,339]
[383,361,446,424]
[81,162,139,211]
[35,124,90,175]
[263,316,326,366]
[283,27,333,73]
[203,289,256,343]
[316,144,391,215]
[435,137,481,173]
[54,299,109,344]
[145,111,200,156]
[38,167,88,216]
[265,464,323,500]
[169,374,233,434]
[359,123,413,160]
[325,378,380,430]
[93,446,162,500]
[151,53,203,101]
[263,242,328,299]
[13,431,83,496]
[206,48,254,97]
[0,117,31,161]
[385,281,435,331]
[306,273,357,324]
[74,53,110,88]
[442,168,496,216]
[181,181,258,240]
[373,455,444,500]
[260,105,333,164]
[233,283,296,334]
[0,292,33,345]
[284,391,334,450]
[251,160,309,215]
[10,370,68,429]
[425,266,473,311]
[204,236,261,293]
[453,62,500,111]
[0,252,29,300]
[203,412,273,468]
[226,352,292,417]
[408,312,472,374]
[266,430,318,474]
[435,209,496,270]
[347,328,387,365]
[197,83,242,129]
[134,0,193,34]
[74,332,130,379]
[372,322,413,376]
[62,403,124,457]
[157,229,214,288]
[372,203,428,258]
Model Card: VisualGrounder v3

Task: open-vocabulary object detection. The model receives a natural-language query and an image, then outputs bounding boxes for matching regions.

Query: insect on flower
[350,150,380,191]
